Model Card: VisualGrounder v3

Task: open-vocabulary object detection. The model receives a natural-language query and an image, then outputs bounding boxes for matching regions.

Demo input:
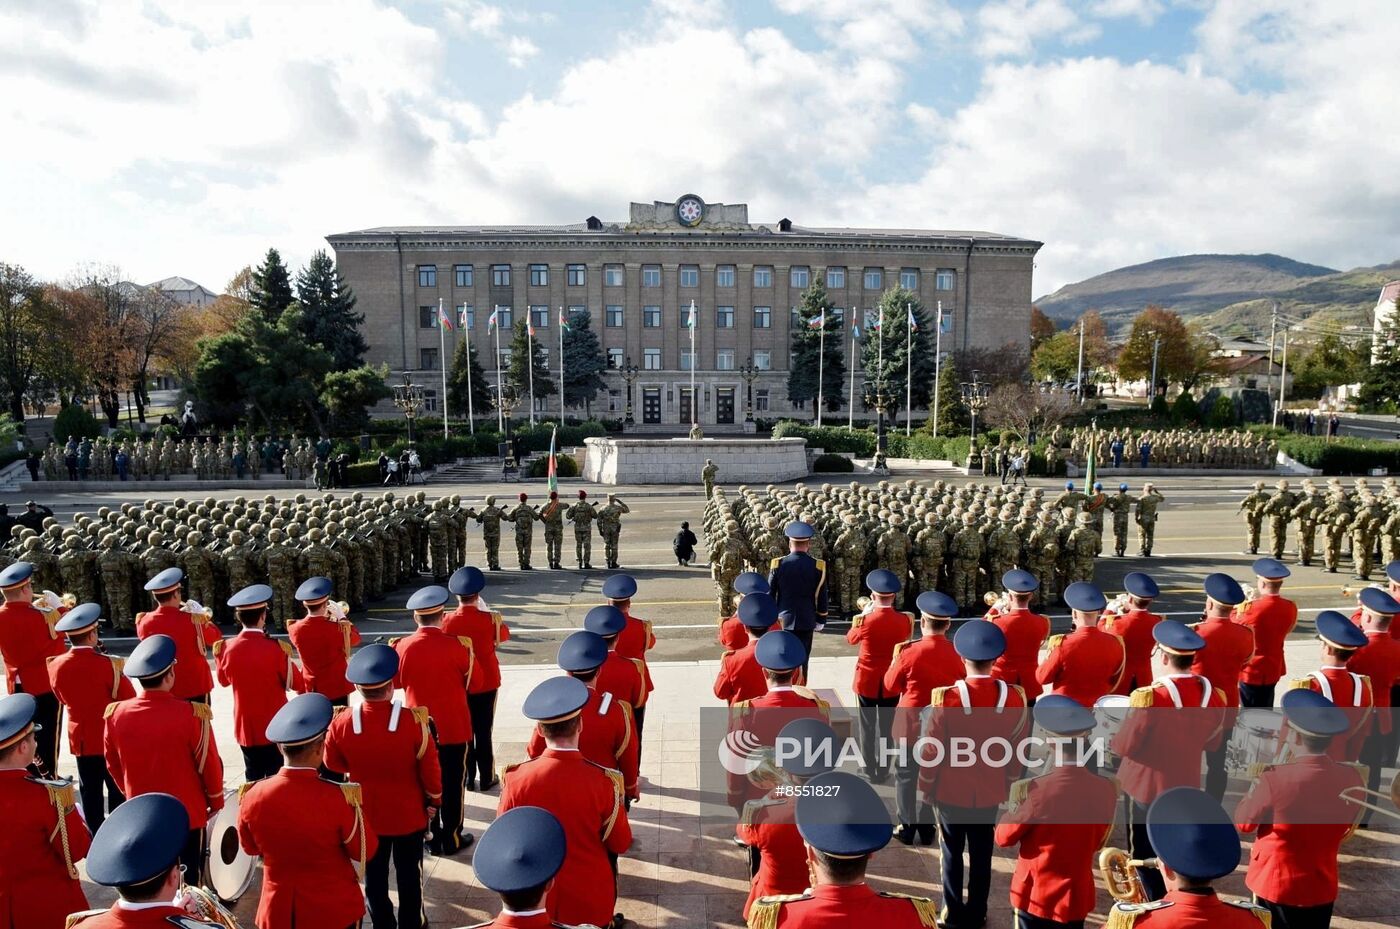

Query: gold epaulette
[769,557,781,570]
[501,759,529,781]
[1224,899,1272,926]
[1286,677,1311,691]
[814,558,825,571]
[1104,899,1173,929]
[135,611,147,625]
[64,910,107,928]
[211,639,225,656]
[1008,776,1035,808]
[411,705,432,759]
[791,685,829,714]
[851,612,864,627]
[333,705,349,717]
[492,611,505,643]
[892,640,909,658]
[387,636,402,647]
[238,781,256,800]
[457,635,475,653]
[278,640,295,658]
[1046,633,1066,651]
[42,778,77,812]
[192,702,214,721]
[1214,686,1228,705]
[1128,686,1154,708]
[748,894,810,929]
[879,892,940,928]
[338,781,363,808]
[740,795,783,826]
[103,701,120,719]
[109,658,125,697]
[931,686,949,708]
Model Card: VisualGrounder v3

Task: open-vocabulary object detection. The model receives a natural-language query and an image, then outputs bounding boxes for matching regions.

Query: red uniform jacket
[1349,604,1400,640]
[1237,594,1298,686]
[214,631,303,748]
[1104,608,1162,695]
[0,771,90,929]
[393,626,481,745]
[64,903,209,928]
[845,606,914,699]
[1289,669,1372,761]
[734,793,805,919]
[324,700,443,837]
[885,635,964,744]
[526,686,639,798]
[1189,617,1254,707]
[442,602,509,692]
[1237,754,1363,907]
[135,604,220,700]
[458,914,556,929]
[714,640,768,705]
[1111,889,1271,928]
[1036,626,1125,708]
[729,687,831,810]
[1113,676,1226,806]
[237,767,376,929]
[919,676,1028,809]
[718,613,779,651]
[287,614,360,701]
[0,600,65,695]
[991,608,1050,700]
[616,610,655,698]
[994,765,1118,923]
[752,882,938,928]
[47,647,134,756]
[595,650,647,710]
[1349,630,1400,735]
[497,748,632,929]
[104,690,224,828]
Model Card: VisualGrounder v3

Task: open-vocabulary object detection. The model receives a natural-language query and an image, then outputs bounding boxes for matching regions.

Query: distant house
[1211,354,1292,394]
[1373,280,1400,363]
[1213,335,1272,359]
[149,276,219,307]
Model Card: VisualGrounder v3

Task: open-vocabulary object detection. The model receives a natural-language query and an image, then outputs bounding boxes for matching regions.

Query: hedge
[772,423,876,455]
[53,404,102,442]
[812,453,854,473]
[527,453,580,478]
[343,461,384,486]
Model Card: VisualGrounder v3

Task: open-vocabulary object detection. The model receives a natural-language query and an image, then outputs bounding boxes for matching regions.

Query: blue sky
[2,0,1397,297]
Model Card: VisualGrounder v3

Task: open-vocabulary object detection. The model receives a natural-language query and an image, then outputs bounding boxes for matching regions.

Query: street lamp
[620,357,641,426]
[862,378,895,474]
[392,372,425,445]
[737,357,759,423]
[960,369,991,468]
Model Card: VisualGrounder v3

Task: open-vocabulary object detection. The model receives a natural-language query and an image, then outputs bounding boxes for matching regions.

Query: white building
[1374,280,1400,363]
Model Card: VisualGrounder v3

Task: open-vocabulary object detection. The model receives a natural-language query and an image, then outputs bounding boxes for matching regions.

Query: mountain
[1194,260,1400,338]
[1035,253,1343,333]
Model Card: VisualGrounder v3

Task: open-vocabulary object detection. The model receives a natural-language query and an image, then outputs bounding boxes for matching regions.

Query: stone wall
[582,437,809,484]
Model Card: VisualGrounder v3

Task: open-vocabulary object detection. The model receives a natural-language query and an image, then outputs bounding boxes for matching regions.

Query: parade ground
[21,471,1400,928]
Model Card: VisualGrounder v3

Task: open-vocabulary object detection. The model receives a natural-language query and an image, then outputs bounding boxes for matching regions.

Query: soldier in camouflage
[475,495,508,571]
[510,493,539,570]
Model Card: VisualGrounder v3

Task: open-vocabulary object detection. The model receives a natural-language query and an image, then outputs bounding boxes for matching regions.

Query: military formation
[1053,425,1279,470]
[702,479,1166,617]
[43,435,327,482]
[1238,475,1400,578]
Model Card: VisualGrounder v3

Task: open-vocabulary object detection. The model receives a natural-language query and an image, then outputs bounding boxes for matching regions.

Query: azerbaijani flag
[486,307,499,332]
[852,323,861,340]
[458,305,471,327]
[546,424,559,493]
[437,305,454,331]
[907,305,918,332]
[686,302,697,330]
[806,311,825,330]
[558,308,571,331]
[1085,450,1098,490]
[527,319,535,338]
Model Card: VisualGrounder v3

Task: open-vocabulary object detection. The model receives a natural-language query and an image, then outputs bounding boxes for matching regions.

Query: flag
[852,323,861,340]
[487,307,499,332]
[547,424,558,493]
[458,305,470,327]
[870,311,882,331]
[907,306,918,332]
[558,308,571,331]
[686,302,697,330]
[528,319,535,338]
[807,311,825,330]
[1085,450,1097,490]
[437,305,454,331]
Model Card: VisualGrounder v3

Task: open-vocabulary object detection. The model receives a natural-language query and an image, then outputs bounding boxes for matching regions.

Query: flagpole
[816,310,825,428]
[904,302,912,437]
[558,306,565,422]
[462,303,474,434]
[932,300,943,438]
[688,299,697,428]
[877,303,884,388]
[848,318,856,431]
[527,316,536,426]
[438,299,449,439]
[494,306,504,434]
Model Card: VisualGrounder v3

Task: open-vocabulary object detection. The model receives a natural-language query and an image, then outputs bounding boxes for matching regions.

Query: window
[753,306,771,329]
[454,264,473,287]
[680,351,696,371]
[790,266,810,288]
[494,305,513,328]
[832,307,845,328]
[418,305,437,329]
[530,306,549,328]
[863,268,883,290]
[935,269,956,291]
[753,266,773,288]
[491,264,511,287]
[604,264,624,287]
[900,268,919,290]
[529,264,548,286]
[754,350,771,371]
[457,304,474,329]
[679,265,699,287]
[538,346,549,365]
[756,388,770,412]
[419,347,439,369]
[641,265,661,287]
[716,349,735,371]
[716,306,735,328]
[826,266,846,289]
[608,389,621,411]
[567,304,587,324]
[605,305,624,328]
[607,348,624,369]
[716,265,736,287]
[643,348,662,370]
[416,265,436,287]
[567,264,586,286]
[423,389,438,413]
[498,348,513,369]
[643,305,662,328]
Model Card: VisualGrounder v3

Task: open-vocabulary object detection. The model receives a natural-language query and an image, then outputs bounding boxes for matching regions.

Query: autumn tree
[1029,305,1056,353]
[1031,332,1080,383]
[1117,305,1221,394]
[1291,335,1368,400]
[128,286,200,421]
[983,382,1077,442]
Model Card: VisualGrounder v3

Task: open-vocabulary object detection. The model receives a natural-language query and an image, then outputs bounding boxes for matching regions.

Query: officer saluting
[767,521,829,678]
[444,566,509,792]
[0,692,91,929]
[1105,787,1269,928]
[238,693,377,929]
[65,793,220,929]
[469,806,572,929]
[216,584,303,782]
[136,567,221,704]
[0,562,67,776]
[746,770,939,928]
[288,576,361,707]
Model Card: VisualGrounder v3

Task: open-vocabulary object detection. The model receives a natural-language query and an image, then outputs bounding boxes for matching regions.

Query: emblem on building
[675,194,705,227]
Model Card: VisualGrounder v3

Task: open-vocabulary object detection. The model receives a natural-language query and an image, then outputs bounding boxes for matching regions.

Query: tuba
[180,884,241,928]
[745,747,798,792]
[1099,847,1158,904]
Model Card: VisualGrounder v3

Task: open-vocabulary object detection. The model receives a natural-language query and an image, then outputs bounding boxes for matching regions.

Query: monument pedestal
[582,436,808,485]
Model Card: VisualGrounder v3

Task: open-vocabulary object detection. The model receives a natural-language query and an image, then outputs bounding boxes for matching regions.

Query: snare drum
[1228,708,1287,776]
[206,787,257,904]
[1091,694,1132,749]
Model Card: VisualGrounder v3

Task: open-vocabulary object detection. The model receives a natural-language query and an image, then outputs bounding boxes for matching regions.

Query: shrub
[1170,391,1199,425]
[772,422,877,455]
[1270,435,1400,476]
[812,453,854,473]
[527,452,579,478]
[53,404,102,442]
[343,461,383,486]
[1204,393,1236,428]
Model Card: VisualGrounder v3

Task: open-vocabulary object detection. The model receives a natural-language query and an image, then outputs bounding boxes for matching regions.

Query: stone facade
[582,436,809,484]
[326,197,1041,428]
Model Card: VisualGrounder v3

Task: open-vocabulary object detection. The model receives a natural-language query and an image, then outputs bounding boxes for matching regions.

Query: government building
[326,196,1041,429]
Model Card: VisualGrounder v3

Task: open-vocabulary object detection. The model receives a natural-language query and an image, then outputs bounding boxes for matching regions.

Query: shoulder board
[387,636,402,647]
[878,892,940,929]
[411,705,430,725]
[748,894,811,929]
[1105,900,1173,929]
[769,557,782,570]
[64,911,108,929]
[733,699,751,710]
[238,780,256,801]
[1128,687,1155,708]
[1286,678,1311,691]
[192,703,213,721]
[332,705,350,717]
[1008,776,1035,807]
[211,639,225,656]
[931,686,949,708]
[135,611,147,624]
[1224,899,1272,925]
[791,685,827,709]
[337,781,363,808]
[814,558,825,570]
[278,639,295,658]
[740,795,783,825]
[851,613,864,627]
[457,635,475,652]
[1046,633,1066,650]
[42,778,77,810]
[502,759,532,779]
[104,701,120,719]
[892,640,909,658]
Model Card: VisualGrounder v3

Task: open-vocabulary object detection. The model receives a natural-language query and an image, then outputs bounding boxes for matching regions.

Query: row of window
[414,341,774,374]
[419,304,907,331]
[416,263,956,292]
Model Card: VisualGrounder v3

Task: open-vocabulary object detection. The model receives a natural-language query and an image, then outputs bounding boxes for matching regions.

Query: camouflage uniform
[475,497,508,571]
[712,525,745,616]
[1105,488,1132,557]
[949,515,983,614]
[58,536,98,607]
[1289,486,1324,567]
[1134,485,1165,557]
[834,515,867,616]
[262,529,301,627]
[510,498,539,570]
[1237,482,1270,555]
[596,496,630,570]
[1263,482,1297,559]
[702,460,718,499]
[179,532,218,611]
[539,495,566,570]
[566,495,597,569]
[427,502,453,582]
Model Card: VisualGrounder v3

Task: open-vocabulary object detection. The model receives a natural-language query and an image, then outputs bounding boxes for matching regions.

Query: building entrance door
[716,387,735,424]
[643,387,661,424]
[679,387,695,426]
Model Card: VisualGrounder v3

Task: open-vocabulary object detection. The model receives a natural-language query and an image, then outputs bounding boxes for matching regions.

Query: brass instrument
[1340,771,1400,823]
[1099,847,1159,904]
[180,884,241,928]
[745,746,798,791]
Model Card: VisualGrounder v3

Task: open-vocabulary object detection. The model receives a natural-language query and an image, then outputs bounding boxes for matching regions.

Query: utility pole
[1267,300,1279,411]
[1274,327,1291,426]
[1075,319,1085,403]
[1149,336,1161,405]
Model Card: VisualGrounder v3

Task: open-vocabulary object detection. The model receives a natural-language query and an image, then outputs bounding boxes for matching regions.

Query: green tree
[0,263,56,422]
[506,319,556,406]
[295,250,368,370]
[446,341,495,423]
[560,309,607,415]
[920,354,963,435]
[1291,334,1367,400]
[1117,305,1220,393]
[192,329,259,428]
[787,282,847,413]
[1030,331,1080,383]
[859,287,935,414]
[320,364,392,433]
[250,248,295,322]
[1360,314,1400,412]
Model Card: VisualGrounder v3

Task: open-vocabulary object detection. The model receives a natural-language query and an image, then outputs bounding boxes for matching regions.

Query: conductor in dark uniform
[767,521,828,679]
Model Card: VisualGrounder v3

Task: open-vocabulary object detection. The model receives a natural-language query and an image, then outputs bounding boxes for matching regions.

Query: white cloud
[443,0,545,69]
[1090,0,1166,25]
[976,0,1099,59]
[773,0,964,60]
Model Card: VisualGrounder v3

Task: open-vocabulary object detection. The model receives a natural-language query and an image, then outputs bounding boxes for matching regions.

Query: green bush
[772,422,877,455]
[1268,435,1400,476]
[1170,391,1200,425]
[527,452,580,478]
[1204,394,1236,428]
[812,453,854,473]
[53,404,102,442]
[343,461,383,486]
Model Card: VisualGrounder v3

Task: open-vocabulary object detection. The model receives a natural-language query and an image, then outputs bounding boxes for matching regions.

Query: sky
[2,0,1398,298]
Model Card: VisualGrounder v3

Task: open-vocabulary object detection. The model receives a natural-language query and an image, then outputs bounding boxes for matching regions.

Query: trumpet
[1099,847,1159,904]
[327,600,352,621]
[1340,771,1400,823]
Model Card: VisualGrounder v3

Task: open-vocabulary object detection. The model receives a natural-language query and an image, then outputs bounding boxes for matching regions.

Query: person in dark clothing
[0,506,14,544]
[16,500,53,532]
[673,521,699,566]
[24,452,38,482]
[511,436,525,469]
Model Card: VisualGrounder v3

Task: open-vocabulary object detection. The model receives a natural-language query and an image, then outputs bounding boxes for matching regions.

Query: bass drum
[206,788,258,905]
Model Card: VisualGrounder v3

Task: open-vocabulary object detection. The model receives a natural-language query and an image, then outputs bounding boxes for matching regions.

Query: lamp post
[737,357,759,423]
[862,378,894,474]
[960,369,990,469]
[496,382,520,447]
[620,357,641,426]
[391,372,425,445]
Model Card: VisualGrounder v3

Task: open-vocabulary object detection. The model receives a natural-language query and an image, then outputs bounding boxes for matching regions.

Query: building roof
[1377,280,1400,307]
[329,221,1035,245]
[149,275,214,294]
[1216,354,1284,376]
